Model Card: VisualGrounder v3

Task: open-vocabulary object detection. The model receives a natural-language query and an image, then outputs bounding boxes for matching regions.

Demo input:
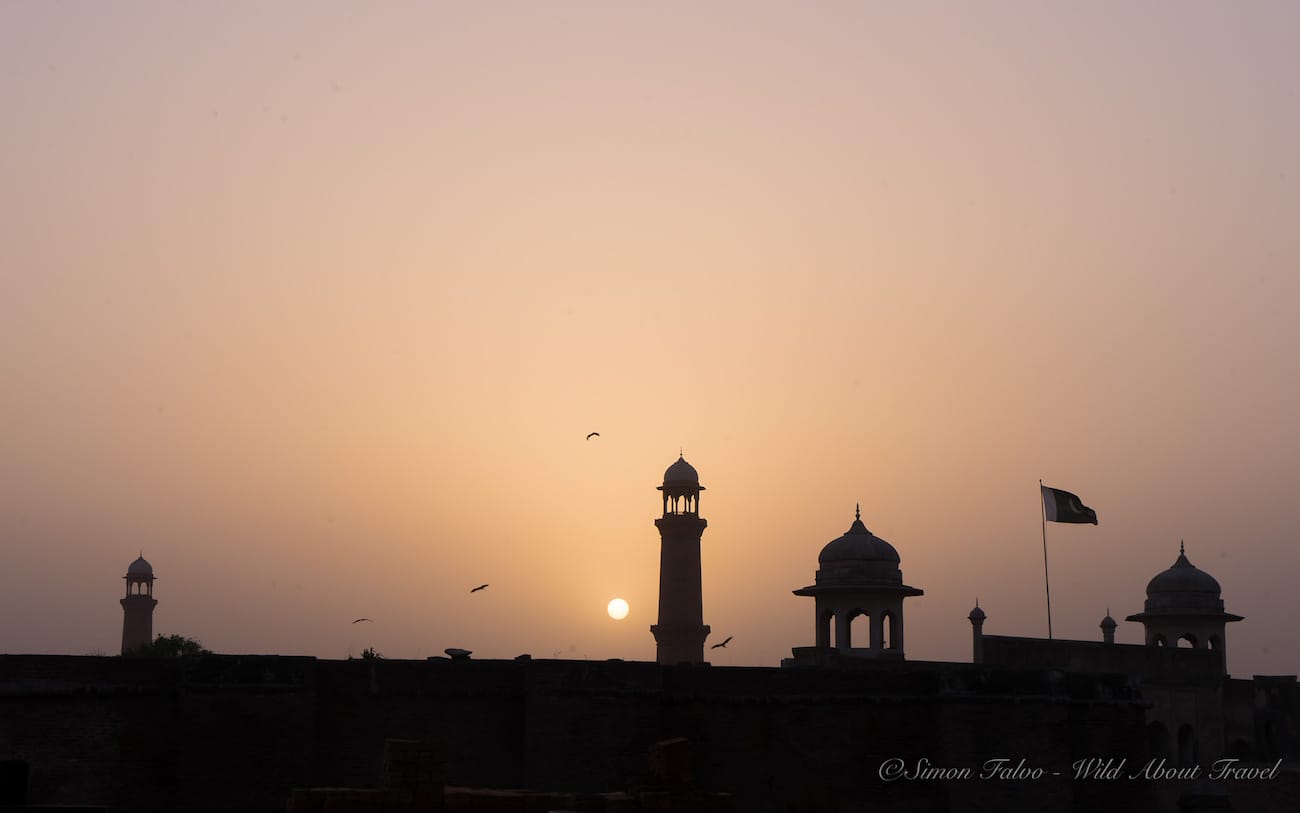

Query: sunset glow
[1,3,1298,679]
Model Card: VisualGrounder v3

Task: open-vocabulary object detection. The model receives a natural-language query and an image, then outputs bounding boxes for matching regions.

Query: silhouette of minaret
[120,554,157,654]
[650,455,711,665]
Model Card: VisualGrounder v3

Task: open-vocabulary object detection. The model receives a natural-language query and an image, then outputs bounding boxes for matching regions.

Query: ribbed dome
[663,455,699,484]
[1140,543,1225,614]
[793,505,924,611]
[1147,549,1221,596]
[818,511,900,565]
[127,555,154,577]
[811,507,905,587]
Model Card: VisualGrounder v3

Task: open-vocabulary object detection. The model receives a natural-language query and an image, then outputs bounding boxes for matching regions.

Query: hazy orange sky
[2,3,1298,677]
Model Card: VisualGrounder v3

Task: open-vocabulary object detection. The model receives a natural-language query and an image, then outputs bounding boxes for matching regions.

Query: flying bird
[711,636,733,649]
[352,618,372,624]
[471,584,489,593]
[586,432,600,440]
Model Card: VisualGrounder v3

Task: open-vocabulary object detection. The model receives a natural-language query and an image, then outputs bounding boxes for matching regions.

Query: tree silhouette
[123,634,210,658]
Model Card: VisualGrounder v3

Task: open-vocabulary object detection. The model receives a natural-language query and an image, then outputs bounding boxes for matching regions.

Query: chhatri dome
[815,505,905,585]
[1142,542,1224,611]
[662,455,700,485]
[127,555,154,578]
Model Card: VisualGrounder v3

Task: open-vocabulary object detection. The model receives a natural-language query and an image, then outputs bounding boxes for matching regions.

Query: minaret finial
[975,597,980,608]
[1180,539,1185,555]
[855,502,861,521]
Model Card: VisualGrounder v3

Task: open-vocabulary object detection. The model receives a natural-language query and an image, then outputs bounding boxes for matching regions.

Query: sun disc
[607,598,629,620]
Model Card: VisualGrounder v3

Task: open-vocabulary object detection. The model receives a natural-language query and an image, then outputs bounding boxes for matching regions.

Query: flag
[1041,486,1098,525]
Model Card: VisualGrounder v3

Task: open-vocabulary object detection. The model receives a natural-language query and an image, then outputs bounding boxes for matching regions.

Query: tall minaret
[120,554,157,654]
[650,455,711,665]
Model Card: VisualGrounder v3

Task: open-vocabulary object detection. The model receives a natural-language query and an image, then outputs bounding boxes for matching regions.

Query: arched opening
[1208,634,1224,667]
[1177,723,1197,767]
[818,609,834,649]
[1177,633,1198,649]
[1147,721,1170,760]
[848,610,870,650]
[881,611,896,650]
[1152,634,1168,647]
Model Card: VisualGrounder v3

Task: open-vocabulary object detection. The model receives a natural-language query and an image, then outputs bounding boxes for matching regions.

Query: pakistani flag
[1041,486,1098,525]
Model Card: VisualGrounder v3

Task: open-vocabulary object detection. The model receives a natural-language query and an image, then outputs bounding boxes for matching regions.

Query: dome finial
[855,502,861,521]
[1180,539,1185,555]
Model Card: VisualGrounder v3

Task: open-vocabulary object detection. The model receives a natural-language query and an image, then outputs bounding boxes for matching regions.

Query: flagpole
[1040,478,1053,641]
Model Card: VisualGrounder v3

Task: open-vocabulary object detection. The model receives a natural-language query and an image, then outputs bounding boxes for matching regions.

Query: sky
[2,2,1298,677]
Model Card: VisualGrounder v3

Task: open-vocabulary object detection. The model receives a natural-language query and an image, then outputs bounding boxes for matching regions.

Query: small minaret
[969,601,986,663]
[120,554,157,654]
[1100,610,1117,645]
[650,455,711,665]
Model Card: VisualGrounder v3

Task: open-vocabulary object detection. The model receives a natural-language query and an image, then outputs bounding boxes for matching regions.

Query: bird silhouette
[711,636,733,649]
[471,584,489,593]
[352,618,372,624]
[586,432,600,440]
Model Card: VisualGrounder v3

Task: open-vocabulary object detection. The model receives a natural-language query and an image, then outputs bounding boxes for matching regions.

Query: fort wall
[0,653,1168,812]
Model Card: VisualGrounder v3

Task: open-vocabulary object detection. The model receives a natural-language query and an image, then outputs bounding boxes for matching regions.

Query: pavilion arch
[818,609,835,649]
[881,610,897,650]
[1152,633,1168,647]
[1177,633,1198,649]
[848,609,870,649]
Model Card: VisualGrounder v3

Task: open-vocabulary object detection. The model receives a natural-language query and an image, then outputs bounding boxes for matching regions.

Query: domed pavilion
[793,505,923,658]
[1125,541,1242,668]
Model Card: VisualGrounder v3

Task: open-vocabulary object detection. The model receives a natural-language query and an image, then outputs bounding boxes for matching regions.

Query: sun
[607,598,629,620]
